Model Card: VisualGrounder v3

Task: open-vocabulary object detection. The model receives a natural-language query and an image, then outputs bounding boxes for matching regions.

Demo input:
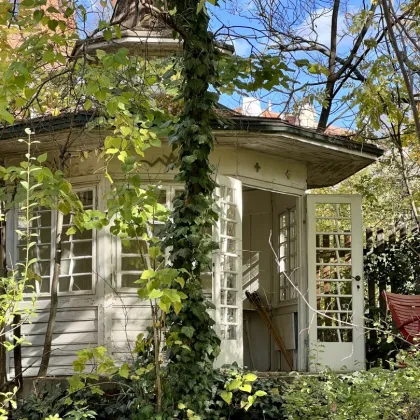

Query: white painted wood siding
[7,300,100,378]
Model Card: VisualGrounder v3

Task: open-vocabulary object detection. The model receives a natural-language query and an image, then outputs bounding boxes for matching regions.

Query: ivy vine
[162,0,222,410]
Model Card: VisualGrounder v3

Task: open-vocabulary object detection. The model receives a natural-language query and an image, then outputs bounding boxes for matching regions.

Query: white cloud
[296,7,352,50]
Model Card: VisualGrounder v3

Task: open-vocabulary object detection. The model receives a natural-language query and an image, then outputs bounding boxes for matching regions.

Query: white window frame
[276,206,298,305]
[14,185,98,297]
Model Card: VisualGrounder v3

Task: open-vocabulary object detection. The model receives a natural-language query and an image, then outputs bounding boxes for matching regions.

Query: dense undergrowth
[10,351,420,420]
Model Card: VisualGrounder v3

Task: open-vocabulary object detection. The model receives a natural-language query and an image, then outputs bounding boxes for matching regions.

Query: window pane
[220,255,237,272]
[221,289,237,305]
[222,273,237,289]
[157,189,167,205]
[63,229,92,241]
[317,328,353,343]
[316,234,351,249]
[59,277,71,292]
[72,258,93,274]
[121,256,146,271]
[79,190,94,207]
[62,241,92,258]
[317,296,352,311]
[40,278,50,293]
[18,244,50,261]
[36,261,51,277]
[221,220,236,237]
[317,281,352,295]
[73,275,92,291]
[315,203,351,218]
[121,239,147,254]
[122,274,139,288]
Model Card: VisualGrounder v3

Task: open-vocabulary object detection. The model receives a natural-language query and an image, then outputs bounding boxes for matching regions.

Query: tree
[0,0,275,415]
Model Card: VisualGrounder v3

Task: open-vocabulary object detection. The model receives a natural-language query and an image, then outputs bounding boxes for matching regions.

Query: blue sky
[78,0,370,129]
[207,0,370,128]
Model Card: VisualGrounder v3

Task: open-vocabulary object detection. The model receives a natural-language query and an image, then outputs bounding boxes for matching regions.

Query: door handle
[352,275,361,281]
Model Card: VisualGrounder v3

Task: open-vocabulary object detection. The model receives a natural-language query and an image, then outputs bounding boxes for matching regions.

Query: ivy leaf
[243,373,257,382]
[254,390,267,397]
[120,126,132,136]
[103,28,112,41]
[226,378,241,391]
[181,326,195,338]
[84,99,93,111]
[220,390,232,405]
[239,384,252,393]
[295,58,310,67]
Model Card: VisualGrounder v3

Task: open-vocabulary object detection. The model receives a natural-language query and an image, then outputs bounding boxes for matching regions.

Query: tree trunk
[0,204,7,389]
[13,315,22,392]
[317,0,340,131]
[37,209,63,377]
[151,304,162,413]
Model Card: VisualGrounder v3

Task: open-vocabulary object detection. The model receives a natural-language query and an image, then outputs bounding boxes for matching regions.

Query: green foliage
[218,55,292,95]
[0,386,18,420]
[10,383,132,420]
[159,0,223,411]
[0,135,99,352]
[283,351,420,419]
[11,365,286,420]
[365,230,420,296]
[364,230,420,363]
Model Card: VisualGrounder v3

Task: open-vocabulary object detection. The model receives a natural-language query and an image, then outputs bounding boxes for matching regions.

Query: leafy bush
[14,353,420,420]
[283,351,420,419]
[11,366,286,420]
[11,384,134,420]
[180,365,286,419]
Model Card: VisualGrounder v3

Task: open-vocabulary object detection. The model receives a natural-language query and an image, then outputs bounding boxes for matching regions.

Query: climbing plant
[161,0,222,411]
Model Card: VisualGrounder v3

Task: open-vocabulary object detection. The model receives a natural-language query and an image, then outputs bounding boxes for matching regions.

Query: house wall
[3,134,308,377]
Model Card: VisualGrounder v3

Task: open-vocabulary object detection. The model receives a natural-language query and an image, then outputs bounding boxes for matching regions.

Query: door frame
[233,176,307,371]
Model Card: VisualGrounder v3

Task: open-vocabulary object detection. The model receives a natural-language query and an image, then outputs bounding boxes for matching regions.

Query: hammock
[382,291,420,345]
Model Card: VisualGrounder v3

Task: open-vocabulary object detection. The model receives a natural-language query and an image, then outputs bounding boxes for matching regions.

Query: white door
[213,175,243,366]
[307,195,365,372]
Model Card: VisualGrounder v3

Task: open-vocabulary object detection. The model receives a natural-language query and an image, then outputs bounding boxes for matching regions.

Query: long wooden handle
[245,291,294,370]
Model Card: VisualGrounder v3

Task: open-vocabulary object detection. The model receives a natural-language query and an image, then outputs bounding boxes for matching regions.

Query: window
[278,207,298,303]
[218,184,240,340]
[116,185,183,291]
[16,189,96,295]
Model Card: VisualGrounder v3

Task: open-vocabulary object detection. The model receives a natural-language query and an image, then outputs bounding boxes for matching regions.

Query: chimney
[297,103,317,129]
[268,100,272,112]
[242,97,263,117]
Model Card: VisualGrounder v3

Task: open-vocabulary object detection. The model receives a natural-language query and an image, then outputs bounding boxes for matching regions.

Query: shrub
[11,366,286,420]
[283,351,420,419]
